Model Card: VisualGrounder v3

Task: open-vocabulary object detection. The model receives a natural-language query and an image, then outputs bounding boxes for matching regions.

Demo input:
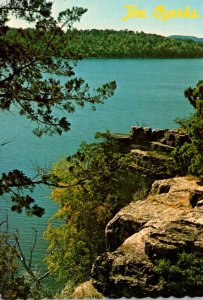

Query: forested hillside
[63,29,203,58]
[7,28,203,58]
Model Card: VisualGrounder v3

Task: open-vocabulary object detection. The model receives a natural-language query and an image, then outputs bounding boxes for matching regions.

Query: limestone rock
[130,148,174,179]
[92,177,203,298]
[60,280,103,299]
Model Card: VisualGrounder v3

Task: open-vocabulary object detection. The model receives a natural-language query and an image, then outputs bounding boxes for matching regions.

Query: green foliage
[173,80,203,176]
[25,280,53,300]
[0,226,55,300]
[184,80,203,116]
[45,137,148,287]
[0,170,45,217]
[0,234,30,300]
[0,1,116,215]
[62,29,203,58]
[173,142,203,176]
[154,253,203,297]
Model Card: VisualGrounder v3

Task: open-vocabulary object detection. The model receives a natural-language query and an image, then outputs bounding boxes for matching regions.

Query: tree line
[6,28,203,58]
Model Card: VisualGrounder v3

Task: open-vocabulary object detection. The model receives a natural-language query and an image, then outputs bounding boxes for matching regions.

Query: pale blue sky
[9,0,203,37]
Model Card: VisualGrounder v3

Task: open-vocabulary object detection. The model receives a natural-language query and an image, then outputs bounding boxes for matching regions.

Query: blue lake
[0,58,203,271]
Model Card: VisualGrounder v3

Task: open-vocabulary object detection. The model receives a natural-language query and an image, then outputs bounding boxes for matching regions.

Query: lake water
[0,58,203,274]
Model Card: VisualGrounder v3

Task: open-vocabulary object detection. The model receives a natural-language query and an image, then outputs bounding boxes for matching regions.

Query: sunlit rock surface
[92,177,203,298]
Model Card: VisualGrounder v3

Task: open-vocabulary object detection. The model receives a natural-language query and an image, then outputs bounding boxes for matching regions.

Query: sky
[9,0,203,37]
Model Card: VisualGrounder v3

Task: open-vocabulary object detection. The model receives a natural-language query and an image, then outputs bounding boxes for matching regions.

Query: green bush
[173,80,203,176]
[0,235,30,300]
[154,253,203,297]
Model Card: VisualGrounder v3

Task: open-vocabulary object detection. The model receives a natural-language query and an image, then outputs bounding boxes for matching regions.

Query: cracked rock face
[92,177,203,298]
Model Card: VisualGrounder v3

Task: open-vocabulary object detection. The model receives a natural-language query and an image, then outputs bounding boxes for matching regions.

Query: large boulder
[92,177,203,298]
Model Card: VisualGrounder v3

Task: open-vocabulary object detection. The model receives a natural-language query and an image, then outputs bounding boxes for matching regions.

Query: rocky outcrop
[113,126,190,149]
[108,126,190,179]
[92,177,203,298]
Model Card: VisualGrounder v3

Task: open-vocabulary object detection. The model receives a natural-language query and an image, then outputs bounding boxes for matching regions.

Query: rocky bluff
[92,176,203,297]
[88,126,203,298]
[69,126,202,298]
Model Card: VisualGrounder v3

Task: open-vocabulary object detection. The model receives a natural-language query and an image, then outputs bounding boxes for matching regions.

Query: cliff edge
[92,176,203,297]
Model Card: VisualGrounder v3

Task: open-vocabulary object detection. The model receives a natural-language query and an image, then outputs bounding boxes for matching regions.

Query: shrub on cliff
[173,80,203,176]
[154,252,203,297]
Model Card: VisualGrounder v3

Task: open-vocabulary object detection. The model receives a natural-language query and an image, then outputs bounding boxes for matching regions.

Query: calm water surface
[0,58,203,270]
